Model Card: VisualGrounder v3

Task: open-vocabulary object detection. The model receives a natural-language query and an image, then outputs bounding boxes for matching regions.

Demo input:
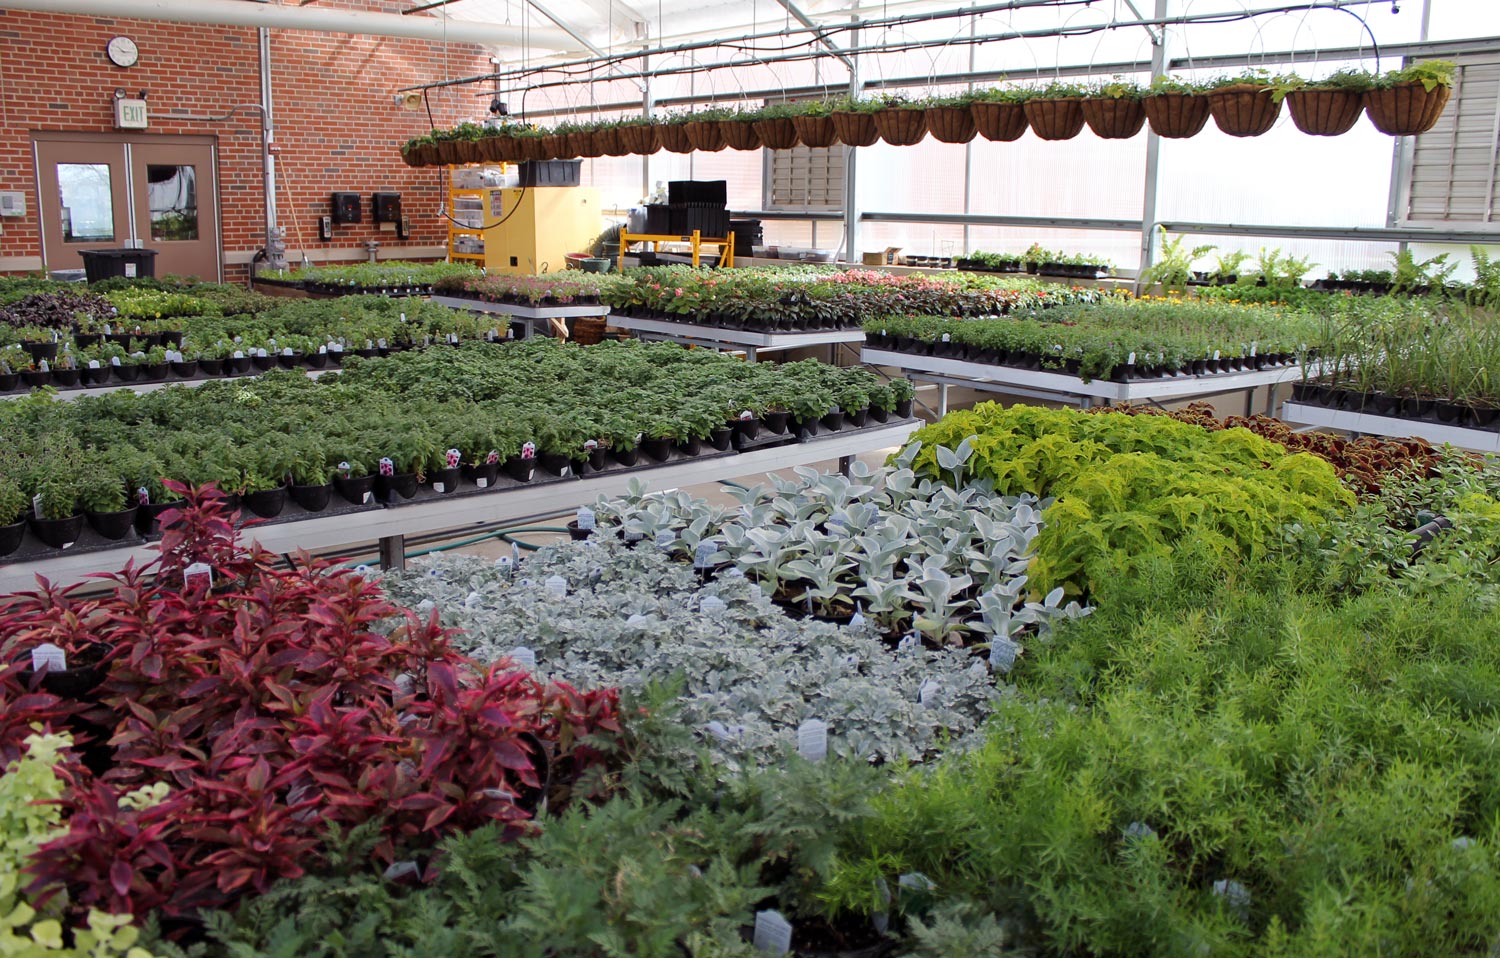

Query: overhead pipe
[0,0,575,48]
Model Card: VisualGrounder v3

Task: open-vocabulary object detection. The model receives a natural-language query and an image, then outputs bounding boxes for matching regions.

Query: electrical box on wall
[330,192,360,225]
[0,192,25,217]
[371,192,402,224]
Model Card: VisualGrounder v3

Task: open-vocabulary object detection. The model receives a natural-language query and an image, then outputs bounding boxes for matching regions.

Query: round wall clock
[106,36,139,68]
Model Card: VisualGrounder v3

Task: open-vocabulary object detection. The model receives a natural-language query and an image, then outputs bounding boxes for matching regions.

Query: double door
[34,132,221,281]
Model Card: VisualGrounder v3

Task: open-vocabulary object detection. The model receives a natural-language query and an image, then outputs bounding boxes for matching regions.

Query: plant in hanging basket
[1364,60,1455,136]
[870,94,929,146]
[717,110,763,150]
[1018,83,1088,141]
[924,94,977,143]
[1080,79,1147,139]
[540,131,572,160]
[683,108,732,151]
[1142,75,1214,138]
[970,88,1029,141]
[568,125,606,158]
[1283,69,1373,136]
[790,100,839,147]
[655,113,695,153]
[1204,70,1286,137]
[593,122,631,157]
[751,103,801,150]
[830,95,883,147]
[400,136,432,168]
[616,119,660,155]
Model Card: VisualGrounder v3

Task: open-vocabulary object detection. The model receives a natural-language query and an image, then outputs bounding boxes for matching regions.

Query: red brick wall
[0,1,492,280]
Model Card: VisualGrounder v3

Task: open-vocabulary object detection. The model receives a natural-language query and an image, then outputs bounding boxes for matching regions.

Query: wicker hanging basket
[401,145,424,167]
[570,131,605,158]
[476,136,511,163]
[434,140,463,165]
[925,106,976,144]
[970,101,1028,141]
[1022,97,1085,141]
[684,120,728,151]
[1363,81,1451,136]
[596,126,632,157]
[719,119,763,150]
[415,143,439,166]
[832,111,880,147]
[792,114,839,147]
[1142,92,1212,138]
[618,124,660,155]
[657,123,695,153]
[872,106,928,146]
[1285,88,1365,136]
[1079,97,1146,139]
[518,137,549,162]
[1206,84,1282,137]
[542,134,572,159]
[753,117,801,150]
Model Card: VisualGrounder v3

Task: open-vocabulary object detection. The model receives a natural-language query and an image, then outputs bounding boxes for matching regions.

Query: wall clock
[106,36,138,68]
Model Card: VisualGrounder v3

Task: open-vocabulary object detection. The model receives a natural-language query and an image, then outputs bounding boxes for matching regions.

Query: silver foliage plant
[383,454,1089,771]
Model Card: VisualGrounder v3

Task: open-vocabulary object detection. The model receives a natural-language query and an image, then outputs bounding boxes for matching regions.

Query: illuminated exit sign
[113,98,148,129]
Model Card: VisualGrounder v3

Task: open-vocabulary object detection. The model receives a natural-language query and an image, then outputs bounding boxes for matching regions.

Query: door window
[57,163,114,242]
[147,164,198,241]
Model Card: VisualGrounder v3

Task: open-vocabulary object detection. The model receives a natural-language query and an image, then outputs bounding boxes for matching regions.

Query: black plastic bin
[79,248,157,283]
[728,219,763,253]
[517,160,582,187]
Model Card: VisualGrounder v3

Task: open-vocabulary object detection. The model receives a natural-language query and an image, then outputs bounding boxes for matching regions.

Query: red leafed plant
[1,482,623,926]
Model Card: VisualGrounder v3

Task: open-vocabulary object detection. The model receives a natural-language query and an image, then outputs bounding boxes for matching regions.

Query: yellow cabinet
[480,187,602,276]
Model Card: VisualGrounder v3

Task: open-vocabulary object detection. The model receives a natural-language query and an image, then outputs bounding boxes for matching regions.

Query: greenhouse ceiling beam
[524,0,646,90]
[0,0,574,47]
[1158,221,1500,245]
[771,0,855,70]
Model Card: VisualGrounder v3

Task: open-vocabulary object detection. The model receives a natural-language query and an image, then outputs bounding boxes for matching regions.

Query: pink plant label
[379,457,395,477]
[446,448,461,468]
[521,442,536,460]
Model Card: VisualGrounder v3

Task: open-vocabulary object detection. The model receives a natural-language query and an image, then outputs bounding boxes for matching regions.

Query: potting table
[0,419,919,592]
[617,229,735,269]
[0,368,334,403]
[612,316,865,363]
[862,348,1308,416]
[427,295,610,340]
[1279,402,1500,454]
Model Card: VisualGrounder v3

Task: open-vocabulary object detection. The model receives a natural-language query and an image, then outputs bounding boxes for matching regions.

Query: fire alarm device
[106,36,138,68]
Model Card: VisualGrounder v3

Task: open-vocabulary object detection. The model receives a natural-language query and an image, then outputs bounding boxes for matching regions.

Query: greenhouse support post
[1137,0,1168,289]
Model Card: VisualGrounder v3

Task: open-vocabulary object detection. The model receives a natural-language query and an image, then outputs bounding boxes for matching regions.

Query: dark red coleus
[1,482,624,926]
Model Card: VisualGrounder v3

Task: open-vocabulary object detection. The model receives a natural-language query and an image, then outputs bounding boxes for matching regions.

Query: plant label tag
[520,441,536,460]
[749,583,763,602]
[378,338,388,349]
[87,360,100,369]
[655,531,676,551]
[111,356,121,366]
[919,680,941,709]
[383,861,420,883]
[30,643,66,672]
[185,562,213,589]
[849,610,866,629]
[990,636,1020,674]
[354,564,372,576]
[694,540,716,569]
[898,872,936,892]
[475,476,487,488]
[434,481,446,493]
[576,506,595,531]
[233,350,245,359]
[494,555,514,578]
[701,595,727,617]
[399,313,407,323]
[137,487,149,506]
[379,458,395,477]
[752,910,793,955]
[545,575,567,600]
[739,409,754,421]
[625,613,650,628]
[508,646,537,671]
[31,494,42,519]
[941,333,950,342]
[797,719,828,762]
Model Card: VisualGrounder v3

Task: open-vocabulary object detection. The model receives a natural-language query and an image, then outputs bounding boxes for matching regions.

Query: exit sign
[113,98,148,129]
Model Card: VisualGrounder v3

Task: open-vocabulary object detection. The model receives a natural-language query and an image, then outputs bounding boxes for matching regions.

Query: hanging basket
[618,124,660,155]
[434,140,463,165]
[1285,88,1365,136]
[1080,97,1146,139]
[1143,93,1211,138]
[872,106,928,146]
[970,101,1028,141]
[753,117,801,150]
[476,136,509,162]
[658,123,695,153]
[1363,81,1451,136]
[415,143,439,166]
[595,126,631,156]
[400,145,423,167]
[832,111,880,147]
[1022,97,1085,141]
[684,119,728,151]
[517,137,549,162]
[1206,84,1282,137]
[718,119,762,150]
[925,105,976,144]
[792,114,839,147]
[541,133,571,159]
[570,131,605,158]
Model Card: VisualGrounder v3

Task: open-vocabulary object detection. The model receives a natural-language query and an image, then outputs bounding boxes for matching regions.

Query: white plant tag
[990,636,1020,674]
[433,481,447,493]
[464,591,482,608]
[655,530,676,551]
[30,643,66,672]
[494,554,514,577]
[749,583,763,602]
[693,540,716,569]
[898,872,937,892]
[232,350,245,359]
[382,861,420,882]
[185,562,213,589]
[111,356,121,366]
[476,477,488,488]
[545,575,567,600]
[87,359,100,369]
[576,506,595,531]
[701,596,727,617]
[752,910,793,955]
[849,610,866,629]
[918,679,941,709]
[31,494,42,519]
[508,646,537,671]
[354,564,372,576]
[625,613,650,628]
[797,719,828,762]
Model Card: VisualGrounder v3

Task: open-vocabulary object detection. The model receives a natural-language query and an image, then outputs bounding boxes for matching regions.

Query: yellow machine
[449,179,602,276]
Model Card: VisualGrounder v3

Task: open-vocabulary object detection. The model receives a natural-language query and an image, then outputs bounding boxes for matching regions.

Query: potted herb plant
[26,466,84,550]
[79,461,135,541]
[1364,60,1455,136]
[890,378,916,418]
[288,439,335,513]
[1142,75,1213,138]
[0,475,27,555]
[333,457,378,506]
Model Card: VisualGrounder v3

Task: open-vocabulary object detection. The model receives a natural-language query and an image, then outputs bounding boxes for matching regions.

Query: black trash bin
[79,248,158,283]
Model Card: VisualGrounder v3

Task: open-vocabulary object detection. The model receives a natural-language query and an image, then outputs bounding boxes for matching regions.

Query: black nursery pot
[504,456,536,482]
[251,354,276,372]
[0,372,16,391]
[141,363,169,382]
[612,444,641,468]
[429,467,462,494]
[226,356,252,375]
[538,452,572,476]
[170,360,199,379]
[136,499,186,536]
[642,437,674,462]
[869,405,890,423]
[28,513,85,549]
[461,462,501,489]
[895,399,914,419]
[708,427,734,451]
[16,641,114,699]
[846,406,869,428]
[79,366,109,387]
[676,436,702,458]
[763,411,790,434]
[21,369,51,388]
[289,482,333,512]
[303,351,330,370]
[276,352,302,370]
[23,341,58,363]
[243,485,289,518]
[0,518,25,556]
[734,416,761,441]
[820,410,845,431]
[50,368,80,388]
[198,358,224,376]
[376,472,419,501]
[86,506,139,541]
[566,520,592,541]
[333,474,377,505]
[587,448,608,472]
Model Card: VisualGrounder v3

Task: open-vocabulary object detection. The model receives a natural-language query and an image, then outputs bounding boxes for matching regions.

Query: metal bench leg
[379,534,406,572]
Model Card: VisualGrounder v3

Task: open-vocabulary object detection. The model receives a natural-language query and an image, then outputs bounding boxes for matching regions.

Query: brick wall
[0,1,492,280]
